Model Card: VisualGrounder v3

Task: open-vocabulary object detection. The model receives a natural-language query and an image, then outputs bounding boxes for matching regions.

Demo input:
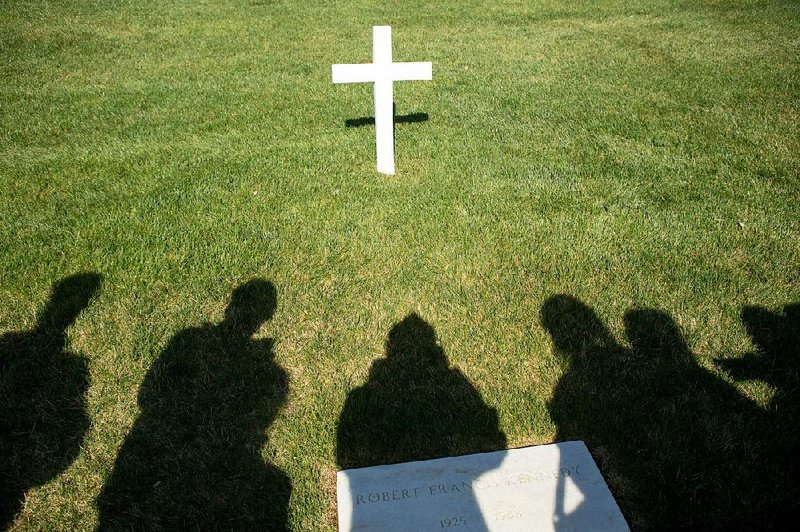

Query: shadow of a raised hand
[719,304,799,424]
[543,295,774,529]
[0,273,101,528]
[97,280,291,530]
[716,303,800,525]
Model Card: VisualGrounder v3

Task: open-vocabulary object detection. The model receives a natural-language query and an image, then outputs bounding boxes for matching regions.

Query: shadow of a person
[97,280,291,530]
[541,295,631,531]
[622,308,771,526]
[0,273,101,528]
[336,313,506,530]
[717,303,800,526]
[543,295,773,530]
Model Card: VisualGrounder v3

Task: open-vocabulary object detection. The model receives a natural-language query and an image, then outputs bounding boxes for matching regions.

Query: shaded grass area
[1,0,798,529]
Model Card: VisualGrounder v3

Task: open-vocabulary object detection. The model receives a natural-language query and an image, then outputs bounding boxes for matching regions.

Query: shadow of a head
[623,309,693,365]
[386,313,446,367]
[222,280,277,338]
[540,295,613,357]
[36,273,102,335]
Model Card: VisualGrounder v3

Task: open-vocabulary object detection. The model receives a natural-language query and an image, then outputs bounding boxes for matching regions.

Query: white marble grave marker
[332,26,432,175]
[337,441,628,531]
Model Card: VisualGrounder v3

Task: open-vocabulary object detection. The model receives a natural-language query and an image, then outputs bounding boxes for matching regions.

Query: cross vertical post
[373,26,395,175]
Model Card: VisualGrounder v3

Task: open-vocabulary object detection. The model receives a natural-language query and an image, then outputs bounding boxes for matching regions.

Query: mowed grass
[1,0,798,529]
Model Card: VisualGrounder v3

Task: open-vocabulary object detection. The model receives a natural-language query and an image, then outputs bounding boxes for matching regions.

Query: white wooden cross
[332,26,432,175]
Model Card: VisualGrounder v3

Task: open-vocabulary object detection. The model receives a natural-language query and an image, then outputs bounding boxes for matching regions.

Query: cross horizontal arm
[332,64,377,84]
[390,62,433,81]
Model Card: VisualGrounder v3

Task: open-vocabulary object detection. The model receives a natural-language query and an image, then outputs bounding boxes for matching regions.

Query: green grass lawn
[1,0,798,529]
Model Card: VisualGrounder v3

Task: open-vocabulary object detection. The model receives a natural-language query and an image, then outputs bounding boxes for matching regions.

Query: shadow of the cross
[345,112,429,128]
